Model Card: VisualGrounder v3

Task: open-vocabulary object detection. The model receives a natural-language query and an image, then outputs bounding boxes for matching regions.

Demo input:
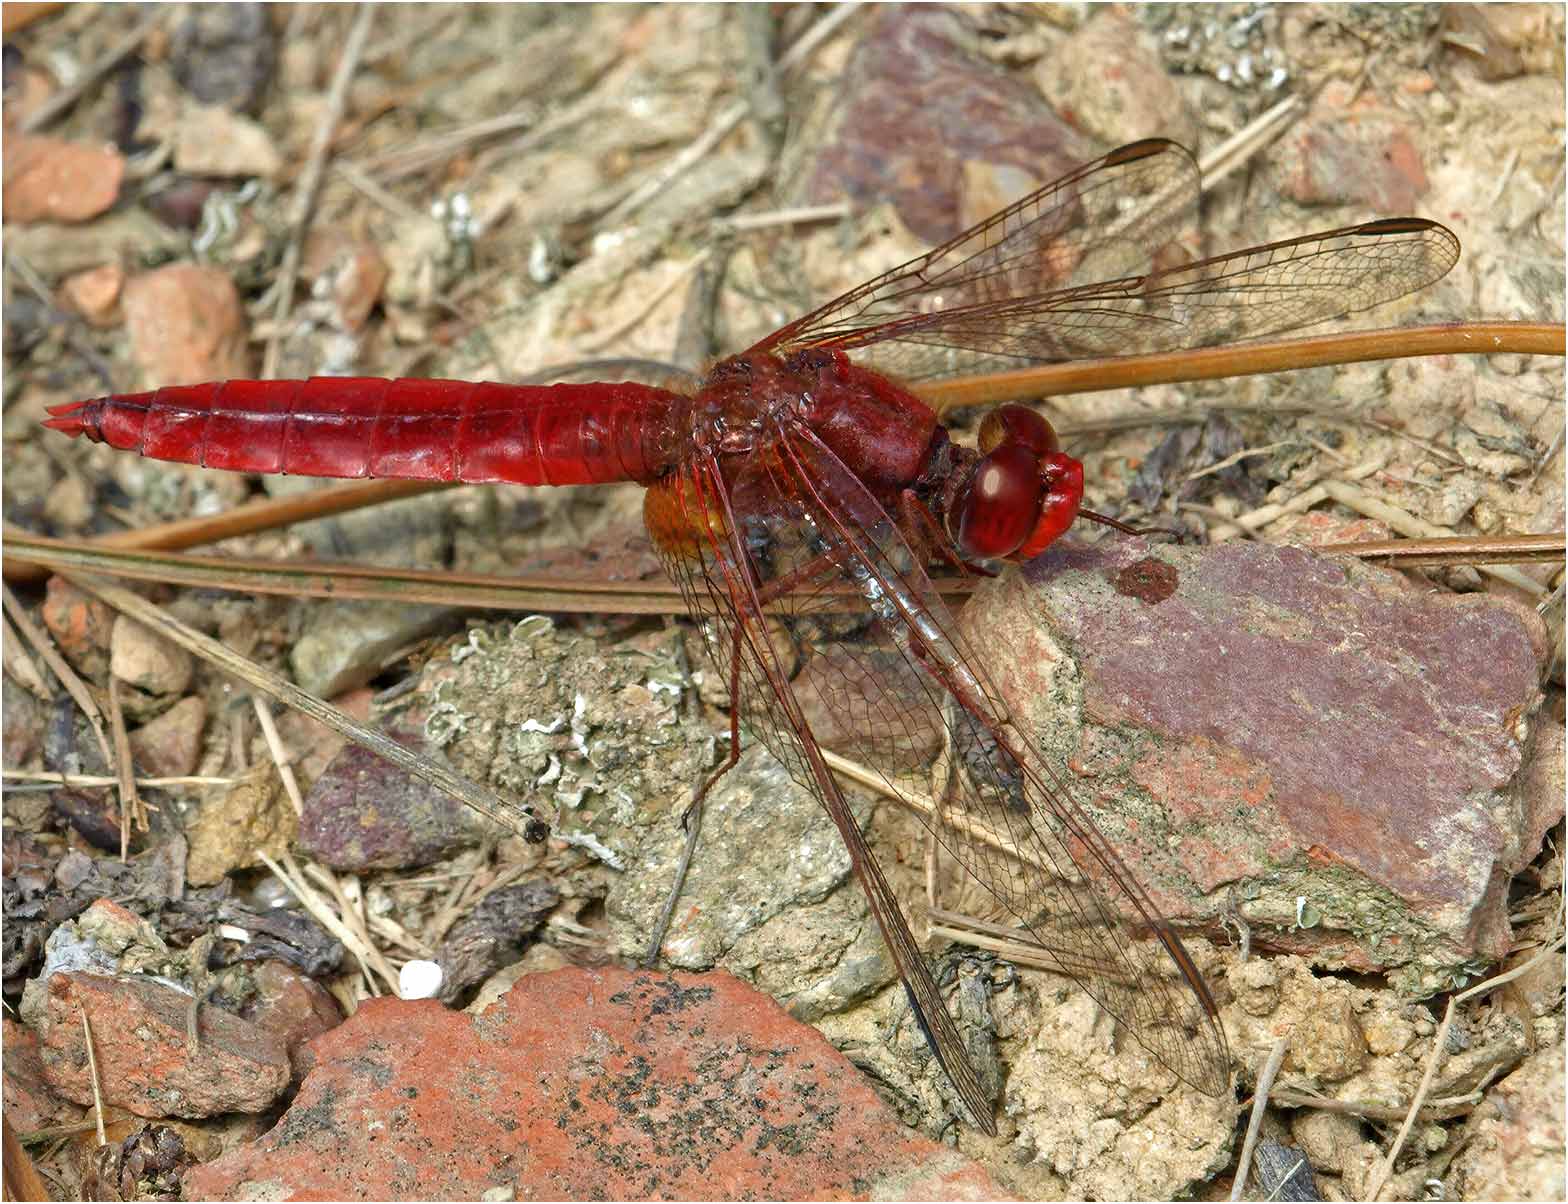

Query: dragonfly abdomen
[44,377,687,486]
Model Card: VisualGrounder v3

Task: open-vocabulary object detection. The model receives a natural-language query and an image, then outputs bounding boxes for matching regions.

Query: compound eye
[977,405,1060,456]
[955,442,1043,559]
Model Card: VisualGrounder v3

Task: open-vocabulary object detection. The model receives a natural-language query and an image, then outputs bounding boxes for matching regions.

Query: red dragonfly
[47,138,1459,1133]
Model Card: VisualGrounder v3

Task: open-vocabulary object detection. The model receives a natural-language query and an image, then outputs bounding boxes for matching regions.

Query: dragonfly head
[949,405,1083,560]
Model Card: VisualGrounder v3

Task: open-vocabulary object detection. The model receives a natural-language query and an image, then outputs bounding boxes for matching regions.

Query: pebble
[110,614,194,698]
[122,264,249,387]
[127,695,207,778]
[40,576,115,681]
[171,103,281,179]
[60,263,126,327]
[184,763,296,887]
[2,134,125,223]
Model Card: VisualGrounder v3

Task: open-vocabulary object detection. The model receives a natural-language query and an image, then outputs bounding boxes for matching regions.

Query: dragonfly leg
[641,636,746,967]
[1078,507,1183,542]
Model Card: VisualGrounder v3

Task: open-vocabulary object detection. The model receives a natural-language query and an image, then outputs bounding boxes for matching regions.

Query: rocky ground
[3,4,1563,1201]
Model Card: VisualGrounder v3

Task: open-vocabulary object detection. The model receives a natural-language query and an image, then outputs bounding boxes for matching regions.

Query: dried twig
[105,678,142,859]
[1363,904,1566,1201]
[0,584,115,769]
[1232,1038,1289,1201]
[262,5,376,378]
[80,1008,106,1146]
[56,573,547,841]
[20,7,164,133]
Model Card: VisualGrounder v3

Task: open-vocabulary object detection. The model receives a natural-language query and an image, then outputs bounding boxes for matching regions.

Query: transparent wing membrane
[651,427,1231,1129]
[751,139,1458,382]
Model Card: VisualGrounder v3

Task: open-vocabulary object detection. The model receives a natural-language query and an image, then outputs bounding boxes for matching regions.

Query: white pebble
[399,960,443,1000]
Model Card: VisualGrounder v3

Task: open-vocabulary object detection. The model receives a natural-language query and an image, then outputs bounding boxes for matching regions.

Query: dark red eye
[1015,452,1084,559]
[955,442,1043,558]
[977,405,1060,456]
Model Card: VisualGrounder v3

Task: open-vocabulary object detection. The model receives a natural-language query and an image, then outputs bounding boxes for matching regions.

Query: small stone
[302,232,389,331]
[122,264,250,388]
[185,763,297,887]
[1275,112,1429,212]
[128,695,208,778]
[110,615,195,698]
[435,880,560,1000]
[399,960,443,1001]
[2,134,125,223]
[1229,958,1282,1017]
[181,967,1011,1200]
[1291,1109,1368,1176]
[40,576,115,680]
[289,600,459,698]
[239,960,342,1086]
[172,103,281,179]
[1450,1047,1565,1200]
[298,732,479,872]
[37,971,289,1119]
[1286,994,1369,1083]
[170,3,276,113]
[42,472,93,531]
[1033,8,1199,150]
[60,263,126,327]
[807,5,1086,244]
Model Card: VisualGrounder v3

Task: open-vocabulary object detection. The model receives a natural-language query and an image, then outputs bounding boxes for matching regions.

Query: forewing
[751,138,1459,382]
[655,424,1232,1110]
[751,138,1202,379]
[651,451,998,1131]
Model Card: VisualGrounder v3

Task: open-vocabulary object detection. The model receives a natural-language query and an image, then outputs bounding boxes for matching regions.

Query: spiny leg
[641,625,746,967]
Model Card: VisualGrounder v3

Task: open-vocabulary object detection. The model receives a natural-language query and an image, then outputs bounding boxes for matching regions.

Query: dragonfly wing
[753,137,1459,382]
[650,450,998,1132]
[652,424,1232,1117]
[766,426,1232,1096]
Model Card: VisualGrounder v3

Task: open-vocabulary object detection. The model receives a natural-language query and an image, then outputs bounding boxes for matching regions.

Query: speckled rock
[36,972,289,1119]
[964,537,1550,993]
[182,967,1013,1201]
[807,5,1085,244]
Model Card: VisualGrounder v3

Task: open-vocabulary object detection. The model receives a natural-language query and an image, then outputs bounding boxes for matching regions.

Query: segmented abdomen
[44,377,687,486]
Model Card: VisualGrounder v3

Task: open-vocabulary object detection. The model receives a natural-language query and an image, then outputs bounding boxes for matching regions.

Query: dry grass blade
[251,696,305,817]
[3,769,232,789]
[1,583,115,769]
[1315,481,1550,596]
[79,1007,106,1146]
[4,534,978,614]
[1314,532,1566,568]
[57,573,549,842]
[920,322,1566,412]
[1231,1038,1289,1201]
[257,850,398,997]
[1363,900,1567,1201]
[1,482,448,588]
